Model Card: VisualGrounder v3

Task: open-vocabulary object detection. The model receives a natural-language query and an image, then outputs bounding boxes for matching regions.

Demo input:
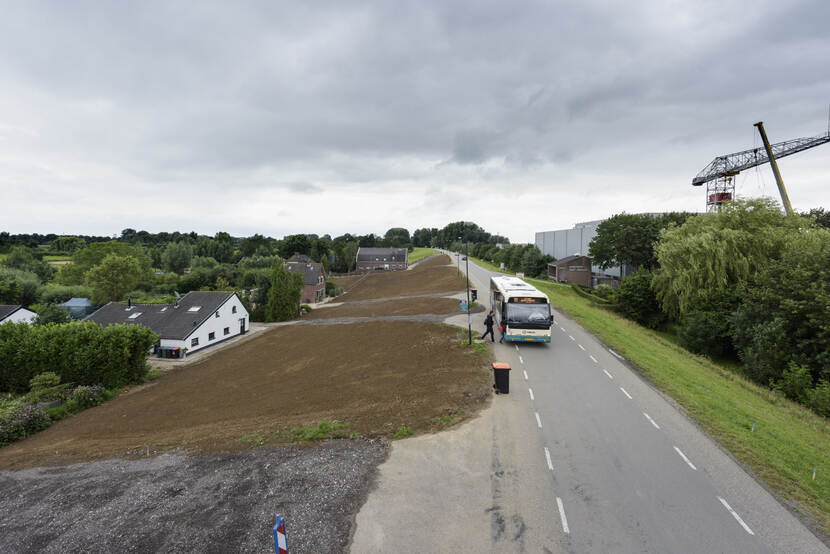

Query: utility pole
[465,240,472,345]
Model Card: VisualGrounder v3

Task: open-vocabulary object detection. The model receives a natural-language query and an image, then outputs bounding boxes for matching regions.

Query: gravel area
[0,439,388,553]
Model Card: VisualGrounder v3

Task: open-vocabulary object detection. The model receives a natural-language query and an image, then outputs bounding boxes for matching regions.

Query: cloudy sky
[1,0,828,243]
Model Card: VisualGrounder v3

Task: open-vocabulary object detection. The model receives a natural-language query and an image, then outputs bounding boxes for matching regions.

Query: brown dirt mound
[412,253,451,270]
[328,274,366,291]
[0,322,490,469]
[303,297,460,319]
[341,265,465,302]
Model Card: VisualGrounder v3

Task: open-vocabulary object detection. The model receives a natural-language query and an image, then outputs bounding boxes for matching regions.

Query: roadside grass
[290,421,351,441]
[431,414,455,427]
[457,337,488,355]
[526,277,830,536]
[143,369,165,382]
[392,425,414,439]
[409,247,438,264]
[468,256,504,274]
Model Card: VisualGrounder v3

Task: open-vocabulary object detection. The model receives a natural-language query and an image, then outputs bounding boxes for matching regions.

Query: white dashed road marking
[519,356,524,364]
[569,335,575,341]
[620,387,633,399]
[535,412,542,428]
[556,497,570,534]
[544,447,554,470]
[643,412,660,429]
[523,370,528,380]
[528,388,534,401]
[718,496,755,535]
[608,348,624,360]
[578,344,585,351]
[673,446,698,470]
[603,369,614,379]
[589,355,598,364]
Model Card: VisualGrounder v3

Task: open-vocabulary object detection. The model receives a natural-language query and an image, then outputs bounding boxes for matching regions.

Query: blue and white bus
[490,276,553,343]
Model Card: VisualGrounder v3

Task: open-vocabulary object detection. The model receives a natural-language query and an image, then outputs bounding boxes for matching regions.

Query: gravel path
[0,440,388,553]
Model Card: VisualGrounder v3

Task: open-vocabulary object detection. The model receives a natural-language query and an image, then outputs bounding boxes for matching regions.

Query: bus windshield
[506,302,550,328]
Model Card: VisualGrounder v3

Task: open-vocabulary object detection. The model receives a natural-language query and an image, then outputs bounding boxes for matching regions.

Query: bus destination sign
[510,297,546,304]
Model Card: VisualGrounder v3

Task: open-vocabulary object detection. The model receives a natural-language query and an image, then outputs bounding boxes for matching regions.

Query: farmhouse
[356,247,408,271]
[548,255,592,287]
[0,305,37,325]
[85,291,249,356]
[286,260,326,304]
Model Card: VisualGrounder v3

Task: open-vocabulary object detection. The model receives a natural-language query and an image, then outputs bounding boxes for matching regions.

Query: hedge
[0,322,158,392]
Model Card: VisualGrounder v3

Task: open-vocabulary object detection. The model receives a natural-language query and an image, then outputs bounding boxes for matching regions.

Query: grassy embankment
[529,276,830,536]
[467,255,830,535]
[408,247,438,264]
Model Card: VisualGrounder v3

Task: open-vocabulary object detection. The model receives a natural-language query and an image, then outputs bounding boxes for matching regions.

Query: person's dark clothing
[481,314,495,342]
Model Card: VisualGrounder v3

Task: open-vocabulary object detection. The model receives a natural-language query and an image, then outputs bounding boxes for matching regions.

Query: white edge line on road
[589,355,598,363]
[519,355,524,364]
[544,447,554,470]
[608,348,624,360]
[515,345,519,352]
[535,412,542,428]
[603,369,614,379]
[523,370,528,380]
[643,412,660,429]
[578,344,585,351]
[528,388,534,401]
[673,446,698,470]
[556,497,570,534]
[569,335,575,341]
[620,387,633,399]
[718,496,755,535]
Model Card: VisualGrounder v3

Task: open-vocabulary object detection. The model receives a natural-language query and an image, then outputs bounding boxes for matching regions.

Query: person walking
[481,310,495,342]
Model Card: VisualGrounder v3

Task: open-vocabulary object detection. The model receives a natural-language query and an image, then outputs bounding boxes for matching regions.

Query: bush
[0,404,51,446]
[615,271,666,329]
[30,372,61,391]
[772,362,813,404]
[0,322,158,393]
[593,284,617,302]
[808,380,830,417]
[68,385,107,410]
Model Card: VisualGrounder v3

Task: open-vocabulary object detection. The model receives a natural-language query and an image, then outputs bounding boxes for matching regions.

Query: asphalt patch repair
[0,253,492,551]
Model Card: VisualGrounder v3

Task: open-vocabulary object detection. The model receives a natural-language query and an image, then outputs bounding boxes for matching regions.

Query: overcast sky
[1,0,828,243]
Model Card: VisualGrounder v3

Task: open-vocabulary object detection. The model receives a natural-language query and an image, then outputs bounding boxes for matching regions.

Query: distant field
[408,247,437,264]
[43,255,72,262]
[526,277,830,537]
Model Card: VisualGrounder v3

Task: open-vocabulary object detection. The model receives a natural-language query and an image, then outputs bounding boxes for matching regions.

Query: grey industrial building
[534,216,662,285]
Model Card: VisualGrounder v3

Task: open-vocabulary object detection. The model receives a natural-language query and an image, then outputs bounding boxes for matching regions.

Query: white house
[0,305,37,325]
[85,291,249,356]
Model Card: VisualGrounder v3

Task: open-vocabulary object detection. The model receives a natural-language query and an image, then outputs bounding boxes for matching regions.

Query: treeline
[585,202,830,417]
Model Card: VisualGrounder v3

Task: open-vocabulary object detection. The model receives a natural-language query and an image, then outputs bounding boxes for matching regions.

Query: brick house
[286,261,326,304]
[355,247,408,271]
[548,255,592,287]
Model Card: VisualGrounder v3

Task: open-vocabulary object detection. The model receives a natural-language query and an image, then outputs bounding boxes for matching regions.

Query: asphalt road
[447,252,826,553]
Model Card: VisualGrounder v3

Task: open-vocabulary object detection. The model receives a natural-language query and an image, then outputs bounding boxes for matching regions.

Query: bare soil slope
[340,255,466,302]
[0,322,490,469]
[303,296,460,319]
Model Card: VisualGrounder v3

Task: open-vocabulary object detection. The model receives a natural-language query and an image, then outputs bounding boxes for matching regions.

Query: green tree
[161,241,194,274]
[85,254,143,304]
[731,227,830,387]
[50,236,86,254]
[34,304,70,325]
[58,241,151,285]
[264,263,304,322]
[0,267,40,305]
[3,245,55,281]
[384,227,411,247]
[801,207,830,229]
[615,270,666,329]
[241,234,273,257]
[589,212,694,271]
[652,198,807,317]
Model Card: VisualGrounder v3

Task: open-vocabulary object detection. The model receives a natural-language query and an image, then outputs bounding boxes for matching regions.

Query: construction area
[0,254,492,552]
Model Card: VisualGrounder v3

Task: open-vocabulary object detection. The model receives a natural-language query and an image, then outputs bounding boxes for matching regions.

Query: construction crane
[692,120,830,213]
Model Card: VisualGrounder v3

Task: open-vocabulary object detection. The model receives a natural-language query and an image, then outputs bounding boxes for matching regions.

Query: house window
[224,327,230,335]
[191,337,199,347]
[232,305,237,314]
[209,332,215,341]
[215,310,220,318]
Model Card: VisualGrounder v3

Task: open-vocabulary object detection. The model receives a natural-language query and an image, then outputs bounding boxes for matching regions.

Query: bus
[490,276,553,343]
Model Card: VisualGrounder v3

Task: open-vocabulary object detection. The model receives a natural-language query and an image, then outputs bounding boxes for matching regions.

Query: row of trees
[587,201,830,416]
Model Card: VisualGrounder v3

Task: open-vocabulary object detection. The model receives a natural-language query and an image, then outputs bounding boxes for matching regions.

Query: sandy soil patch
[303,296,461,319]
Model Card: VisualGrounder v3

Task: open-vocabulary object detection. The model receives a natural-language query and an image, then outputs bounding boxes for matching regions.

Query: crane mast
[692,121,830,213]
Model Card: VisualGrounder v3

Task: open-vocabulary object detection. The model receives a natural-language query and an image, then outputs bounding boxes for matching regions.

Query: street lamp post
[465,240,472,345]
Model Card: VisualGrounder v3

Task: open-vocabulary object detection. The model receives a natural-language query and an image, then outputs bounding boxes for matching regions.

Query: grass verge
[409,247,438,264]
[526,277,830,537]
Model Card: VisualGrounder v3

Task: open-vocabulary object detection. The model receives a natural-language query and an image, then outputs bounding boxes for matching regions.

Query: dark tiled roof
[287,253,313,263]
[356,247,408,263]
[286,262,324,285]
[551,254,590,266]
[0,305,23,321]
[59,297,92,308]
[85,291,235,340]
